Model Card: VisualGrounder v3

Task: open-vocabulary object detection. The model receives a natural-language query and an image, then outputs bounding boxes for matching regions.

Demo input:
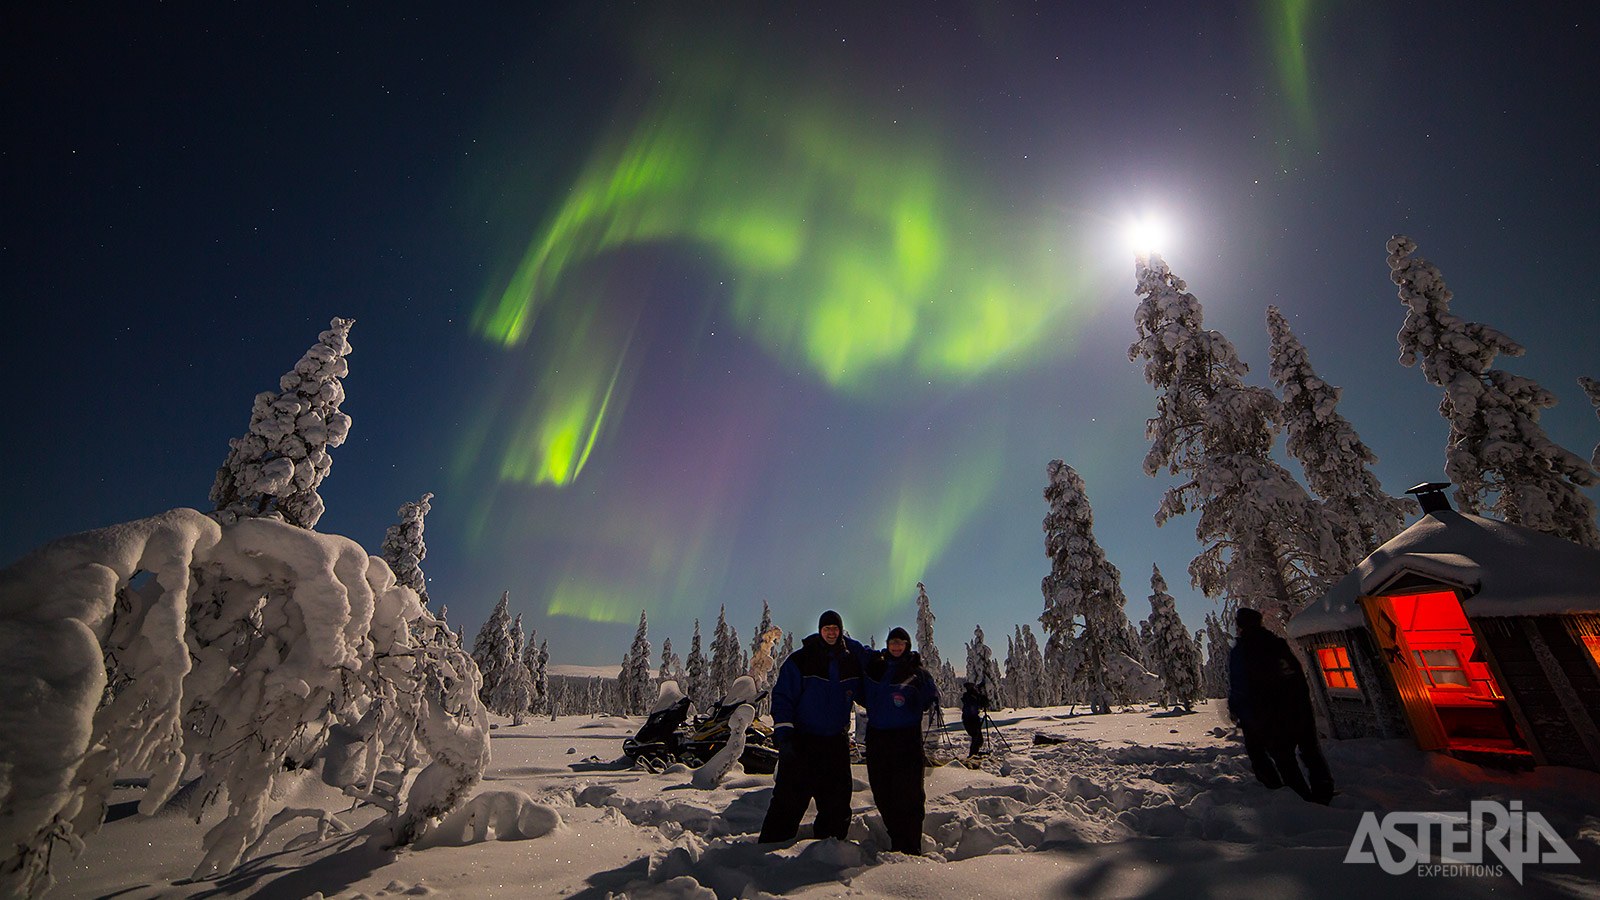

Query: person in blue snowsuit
[759,609,868,842]
[860,626,939,854]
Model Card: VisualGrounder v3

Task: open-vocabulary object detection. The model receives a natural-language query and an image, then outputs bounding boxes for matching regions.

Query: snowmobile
[621,697,692,767]
[622,693,780,774]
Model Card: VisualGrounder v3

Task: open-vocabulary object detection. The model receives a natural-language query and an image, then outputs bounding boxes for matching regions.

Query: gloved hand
[774,728,795,757]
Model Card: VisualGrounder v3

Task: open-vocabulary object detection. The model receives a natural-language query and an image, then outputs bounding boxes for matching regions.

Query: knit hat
[885,626,911,645]
[1235,607,1264,630]
[818,609,843,630]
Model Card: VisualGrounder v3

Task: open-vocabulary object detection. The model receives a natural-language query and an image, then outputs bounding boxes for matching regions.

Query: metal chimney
[1406,482,1453,514]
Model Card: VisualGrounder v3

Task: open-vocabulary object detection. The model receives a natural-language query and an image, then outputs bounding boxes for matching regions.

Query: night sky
[6,3,1598,668]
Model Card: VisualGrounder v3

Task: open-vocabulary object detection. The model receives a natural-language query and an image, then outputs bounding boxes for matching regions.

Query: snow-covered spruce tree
[1583,377,1600,468]
[1267,306,1414,570]
[1005,626,1029,708]
[470,592,521,715]
[775,631,794,682]
[710,606,737,703]
[1133,619,1151,668]
[1009,627,1030,708]
[937,659,959,701]
[1128,256,1338,631]
[1040,460,1136,713]
[210,318,355,529]
[658,636,681,685]
[620,610,653,715]
[1200,611,1232,699]
[1015,627,1034,707]
[748,626,783,691]
[914,582,957,703]
[914,583,940,668]
[685,619,708,709]
[1020,625,1045,708]
[1127,622,1148,669]
[1145,566,1202,711]
[963,625,1003,699]
[522,629,543,714]
[1042,630,1070,707]
[1002,632,1021,708]
[534,639,550,717]
[381,492,434,606]
[609,656,629,715]
[748,602,776,714]
[1390,236,1599,547]
[491,614,534,725]
[750,600,773,673]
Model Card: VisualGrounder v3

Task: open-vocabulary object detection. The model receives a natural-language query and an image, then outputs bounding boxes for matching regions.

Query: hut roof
[1288,510,1600,638]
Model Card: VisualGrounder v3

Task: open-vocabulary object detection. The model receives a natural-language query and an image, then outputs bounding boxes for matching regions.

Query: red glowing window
[1317,646,1358,690]
[1584,635,1600,669]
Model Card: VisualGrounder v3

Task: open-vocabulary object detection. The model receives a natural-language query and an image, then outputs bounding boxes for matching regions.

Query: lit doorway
[1362,590,1530,758]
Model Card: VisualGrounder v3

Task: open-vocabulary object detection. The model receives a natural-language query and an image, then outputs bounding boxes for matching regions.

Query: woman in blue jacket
[860,626,939,854]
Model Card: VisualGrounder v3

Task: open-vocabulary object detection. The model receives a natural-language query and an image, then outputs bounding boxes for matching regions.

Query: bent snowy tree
[1266,306,1414,571]
[0,511,490,899]
[1389,236,1599,548]
[1128,255,1338,631]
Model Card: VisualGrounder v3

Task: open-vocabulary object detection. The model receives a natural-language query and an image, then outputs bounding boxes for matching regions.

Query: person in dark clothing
[760,609,868,843]
[1228,607,1335,804]
[860,626,939,854]
[960,681,988,756]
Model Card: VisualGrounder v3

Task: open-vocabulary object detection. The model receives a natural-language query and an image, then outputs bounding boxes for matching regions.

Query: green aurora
[471,61,1092,470]
[461,14,1324,624]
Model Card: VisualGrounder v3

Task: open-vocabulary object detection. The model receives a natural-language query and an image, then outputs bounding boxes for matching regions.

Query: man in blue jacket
[759,609,866,843]
[861,626,939,854]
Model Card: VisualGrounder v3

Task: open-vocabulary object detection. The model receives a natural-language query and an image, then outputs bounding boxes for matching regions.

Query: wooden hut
[1288,484,1600,770]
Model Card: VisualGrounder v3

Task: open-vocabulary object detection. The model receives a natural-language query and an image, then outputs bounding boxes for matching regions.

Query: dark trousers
[865,726,926,854]
[1242,718,1335,804]
[759,731,852,842]
[963,713,984,755]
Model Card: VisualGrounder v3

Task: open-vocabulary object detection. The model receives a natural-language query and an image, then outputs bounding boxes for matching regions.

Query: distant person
[961,681,988,756]
[760,609,868,843]
[1228,607,1335,804]
[860,626,939,854]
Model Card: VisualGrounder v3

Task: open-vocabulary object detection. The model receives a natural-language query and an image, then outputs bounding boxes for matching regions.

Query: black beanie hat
[886,626,911,645]
[819,609,843,630]
[1235,607,1264,630]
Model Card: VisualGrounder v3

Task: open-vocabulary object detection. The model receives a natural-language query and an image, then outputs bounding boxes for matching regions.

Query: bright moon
[1123,215,1171,257]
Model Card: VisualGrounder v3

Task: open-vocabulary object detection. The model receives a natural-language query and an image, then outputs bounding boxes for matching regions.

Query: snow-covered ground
[53,702,1600,900]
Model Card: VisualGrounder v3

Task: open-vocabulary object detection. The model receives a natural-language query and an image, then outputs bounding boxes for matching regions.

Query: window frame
[1314,645,1362,697]
[1410,646,1473,691]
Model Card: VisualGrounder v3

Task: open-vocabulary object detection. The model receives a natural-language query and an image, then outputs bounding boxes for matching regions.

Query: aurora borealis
[7,3,1600,666]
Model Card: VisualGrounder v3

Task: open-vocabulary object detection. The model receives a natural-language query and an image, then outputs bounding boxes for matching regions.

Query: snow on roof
[1289,509,1600,638]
